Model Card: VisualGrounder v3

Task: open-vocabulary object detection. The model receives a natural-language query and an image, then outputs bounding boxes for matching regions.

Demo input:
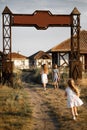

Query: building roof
[7,52,27,59]
[0,51,3,55]
[29,51,52,60]
[48,30,87,54]
[2,6,12,14]
[71,7,80,15]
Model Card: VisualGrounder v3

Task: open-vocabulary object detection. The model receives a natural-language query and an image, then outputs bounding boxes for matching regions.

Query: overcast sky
[0,0,87,56]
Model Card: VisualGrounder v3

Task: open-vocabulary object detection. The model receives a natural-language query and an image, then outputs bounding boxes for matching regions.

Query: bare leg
[70,107,76,120]
[43,83,46,90]
[53,82,56,89]
[74,106,78,116]
[56,82,58,88]
[54,85,56,89]
[54,82,58,89]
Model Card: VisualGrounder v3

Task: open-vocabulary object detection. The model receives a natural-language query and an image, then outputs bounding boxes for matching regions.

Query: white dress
[41,73,48,84]
[65,87,83,108]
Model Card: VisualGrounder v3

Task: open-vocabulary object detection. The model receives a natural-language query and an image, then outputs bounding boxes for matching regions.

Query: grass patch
[0,85,32,130]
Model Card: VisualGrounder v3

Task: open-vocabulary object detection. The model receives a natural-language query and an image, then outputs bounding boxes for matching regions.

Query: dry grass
[0,85,32,130]
[0,69,87,130]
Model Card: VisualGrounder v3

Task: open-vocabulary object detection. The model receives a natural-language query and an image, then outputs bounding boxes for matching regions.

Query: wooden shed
[28,51,52,68]
[48,30,87,71]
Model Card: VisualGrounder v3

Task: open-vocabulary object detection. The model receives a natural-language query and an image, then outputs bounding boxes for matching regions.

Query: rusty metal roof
[49,30,87,54]
[0,51,3,55]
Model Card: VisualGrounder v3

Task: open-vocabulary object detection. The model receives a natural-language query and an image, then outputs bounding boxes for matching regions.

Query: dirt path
[25,83,87,130]
[26,85,60,130]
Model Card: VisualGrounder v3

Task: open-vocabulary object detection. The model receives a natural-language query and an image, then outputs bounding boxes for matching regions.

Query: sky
[0,0,87,56]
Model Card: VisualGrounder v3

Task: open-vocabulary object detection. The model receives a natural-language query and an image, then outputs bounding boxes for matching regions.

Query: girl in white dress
[65,79,83,120]
[40,64,48,91]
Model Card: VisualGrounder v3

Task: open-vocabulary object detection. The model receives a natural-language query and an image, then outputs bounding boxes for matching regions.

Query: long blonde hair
[67,79,79,96]
[42,64,48,74]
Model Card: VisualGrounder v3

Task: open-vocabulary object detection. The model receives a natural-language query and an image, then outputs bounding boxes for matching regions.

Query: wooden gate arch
[2,6,82,84]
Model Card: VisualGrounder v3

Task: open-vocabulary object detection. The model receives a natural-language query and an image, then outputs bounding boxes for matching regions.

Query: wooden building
[48,30,87,71]
[28,51,52,68]
[7,52,29,70]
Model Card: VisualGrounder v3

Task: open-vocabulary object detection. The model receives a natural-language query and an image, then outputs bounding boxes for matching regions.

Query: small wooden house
[28,51,52,68]
[48,30,87,71]
[7,52,29,70]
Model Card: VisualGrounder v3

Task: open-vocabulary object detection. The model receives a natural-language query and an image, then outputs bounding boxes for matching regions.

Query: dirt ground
[25,82,87,130]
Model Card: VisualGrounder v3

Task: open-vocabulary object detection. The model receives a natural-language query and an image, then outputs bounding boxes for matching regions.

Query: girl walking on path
[52,64,60,89]
[40,64,48,91]
[65,79,83,120]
